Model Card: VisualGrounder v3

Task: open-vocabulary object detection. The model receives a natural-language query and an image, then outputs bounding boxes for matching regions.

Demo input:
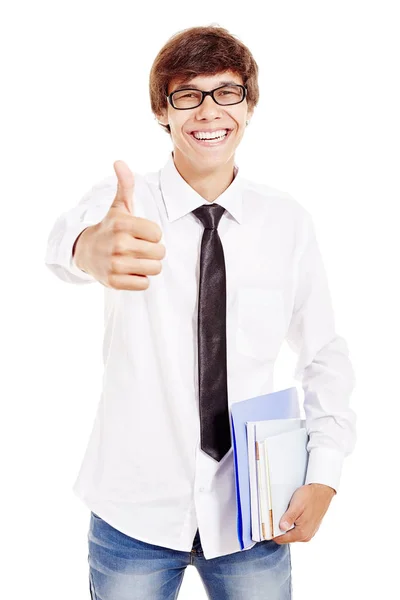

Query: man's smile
[187,128,233,147]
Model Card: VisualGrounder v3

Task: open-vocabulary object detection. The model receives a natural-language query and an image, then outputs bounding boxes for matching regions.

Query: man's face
[156,70,253,171]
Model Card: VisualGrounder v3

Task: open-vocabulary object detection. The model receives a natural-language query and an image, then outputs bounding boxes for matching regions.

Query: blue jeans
[88,512,292,599]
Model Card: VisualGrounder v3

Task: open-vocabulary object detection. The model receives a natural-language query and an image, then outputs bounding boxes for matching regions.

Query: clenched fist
[73,160,166,290]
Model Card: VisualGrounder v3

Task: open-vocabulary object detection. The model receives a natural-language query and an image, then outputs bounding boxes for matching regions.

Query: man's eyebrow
[171,80,239,92]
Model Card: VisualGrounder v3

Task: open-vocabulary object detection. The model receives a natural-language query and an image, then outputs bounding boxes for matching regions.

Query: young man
[45,25,356,600]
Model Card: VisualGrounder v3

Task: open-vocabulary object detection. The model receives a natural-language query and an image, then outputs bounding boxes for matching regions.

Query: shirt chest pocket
[236,287,286,361]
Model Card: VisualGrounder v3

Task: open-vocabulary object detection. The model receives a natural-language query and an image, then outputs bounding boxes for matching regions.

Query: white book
[246,422,260,540]
[246,418,308,541]
[257,436,270,539]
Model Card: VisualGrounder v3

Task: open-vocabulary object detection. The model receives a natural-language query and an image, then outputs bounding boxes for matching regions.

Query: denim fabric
[88,512,292,599]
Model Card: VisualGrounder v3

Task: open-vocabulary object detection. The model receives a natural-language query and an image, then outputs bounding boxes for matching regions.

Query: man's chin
[173,141,235,170]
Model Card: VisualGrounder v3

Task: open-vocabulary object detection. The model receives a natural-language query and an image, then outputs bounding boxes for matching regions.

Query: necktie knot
[192,203,226,230]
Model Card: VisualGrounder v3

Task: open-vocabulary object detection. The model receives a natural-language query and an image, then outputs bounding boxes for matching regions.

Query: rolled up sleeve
[286,209,357,493]
[44,176,116,284]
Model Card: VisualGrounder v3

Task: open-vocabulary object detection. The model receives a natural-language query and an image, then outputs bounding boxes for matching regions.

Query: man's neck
[172,150,236,202]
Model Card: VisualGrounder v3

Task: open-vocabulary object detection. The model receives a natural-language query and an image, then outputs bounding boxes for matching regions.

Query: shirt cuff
[67,222,97,281]
[304,446,345,494]
[69,249,96,281]
[45,221,98,283]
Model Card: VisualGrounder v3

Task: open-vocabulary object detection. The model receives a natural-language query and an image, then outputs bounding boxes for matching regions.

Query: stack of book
[230,387,309,548]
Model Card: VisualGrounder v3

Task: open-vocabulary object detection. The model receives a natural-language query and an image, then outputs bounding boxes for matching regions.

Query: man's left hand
[272,483,336,544]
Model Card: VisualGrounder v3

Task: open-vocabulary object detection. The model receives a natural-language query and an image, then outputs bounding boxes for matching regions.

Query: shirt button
[199,487,205,492]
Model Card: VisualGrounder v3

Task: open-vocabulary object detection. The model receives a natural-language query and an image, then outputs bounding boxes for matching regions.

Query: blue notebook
[230,387,300,550]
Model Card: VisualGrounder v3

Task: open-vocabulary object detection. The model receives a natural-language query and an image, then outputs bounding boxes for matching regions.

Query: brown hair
[149,24,259,135]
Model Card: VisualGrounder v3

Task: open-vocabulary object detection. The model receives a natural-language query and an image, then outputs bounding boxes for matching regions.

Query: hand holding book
[272,482,337,545]
[230,388,337,549]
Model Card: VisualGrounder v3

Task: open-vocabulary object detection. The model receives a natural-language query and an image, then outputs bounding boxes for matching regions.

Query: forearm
[44,175,115,284]
[286,209,357,493]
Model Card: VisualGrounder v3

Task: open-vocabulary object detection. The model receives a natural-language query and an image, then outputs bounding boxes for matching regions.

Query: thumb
[279,486,305,531]
[279,508,298,531]
[111,160,135,214]
[279,516,293,531]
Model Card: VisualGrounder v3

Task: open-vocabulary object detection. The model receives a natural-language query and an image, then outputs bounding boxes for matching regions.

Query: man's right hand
[73,160,166,290]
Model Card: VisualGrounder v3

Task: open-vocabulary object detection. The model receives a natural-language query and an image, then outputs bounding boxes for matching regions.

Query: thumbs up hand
[110,160,135,214]
[72,160,166,290]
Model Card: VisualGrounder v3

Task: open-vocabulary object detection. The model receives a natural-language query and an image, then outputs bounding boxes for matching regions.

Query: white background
[2,1,399,598]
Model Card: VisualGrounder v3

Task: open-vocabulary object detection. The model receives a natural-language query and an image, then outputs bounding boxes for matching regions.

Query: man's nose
[195,94,222,119]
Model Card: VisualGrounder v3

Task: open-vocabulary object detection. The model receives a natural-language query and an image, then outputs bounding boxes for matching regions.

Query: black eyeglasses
[166,84,247,110]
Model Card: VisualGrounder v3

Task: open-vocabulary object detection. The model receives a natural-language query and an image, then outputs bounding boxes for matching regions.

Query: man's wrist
[72,226,94,272]
[307,483,337,496]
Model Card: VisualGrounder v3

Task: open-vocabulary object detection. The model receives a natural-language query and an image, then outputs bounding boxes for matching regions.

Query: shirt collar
[160,151,243,224]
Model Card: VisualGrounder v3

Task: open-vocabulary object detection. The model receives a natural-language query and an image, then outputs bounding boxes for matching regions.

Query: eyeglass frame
[166,84,248,110]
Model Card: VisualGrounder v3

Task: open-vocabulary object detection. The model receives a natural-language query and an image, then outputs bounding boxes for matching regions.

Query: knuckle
[131,238,141,256]
[107,272,121,289]
[131,275,148,291]
[301,531,311,542]
[152,260,162,274]
[138,276,150,290]
[111,218,125,234]
[110,256,121,273]
[112,239,125,254]
[154,225,163,242]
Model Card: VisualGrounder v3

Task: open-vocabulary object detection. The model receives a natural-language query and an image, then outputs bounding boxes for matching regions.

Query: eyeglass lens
[171,85,244,109]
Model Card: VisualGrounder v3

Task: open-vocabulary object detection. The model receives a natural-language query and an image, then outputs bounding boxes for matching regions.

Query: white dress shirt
[44,151,357,560]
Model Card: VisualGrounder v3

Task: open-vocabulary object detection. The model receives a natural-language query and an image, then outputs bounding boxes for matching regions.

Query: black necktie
[192,203,231,462]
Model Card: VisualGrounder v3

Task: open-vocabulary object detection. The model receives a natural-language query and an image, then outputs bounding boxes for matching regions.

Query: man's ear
[155,108,168,127]
[247,105,255,121]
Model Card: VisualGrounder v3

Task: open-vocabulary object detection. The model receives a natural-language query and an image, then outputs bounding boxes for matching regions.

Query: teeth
[193,129,228,140]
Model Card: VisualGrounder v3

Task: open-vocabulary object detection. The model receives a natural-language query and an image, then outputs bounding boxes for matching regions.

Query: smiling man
[45,24,357,600]
[156,69,253,203]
